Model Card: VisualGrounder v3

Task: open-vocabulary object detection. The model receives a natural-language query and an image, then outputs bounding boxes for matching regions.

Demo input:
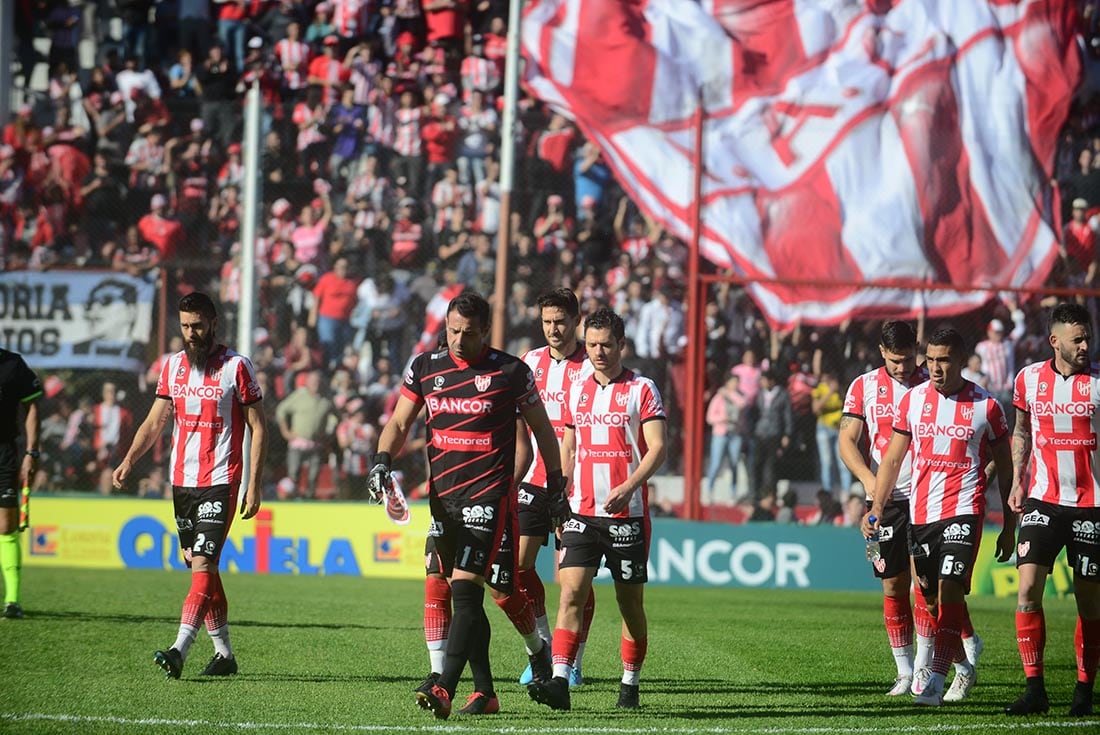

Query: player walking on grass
[368,291,562,719]
[864,327,1014,706]
[516,288,596,687]
[112,292,267,679]
[841,322,984,695]
[528,307,667,711]
[1005,302,1100,717]
[0,349,42,620]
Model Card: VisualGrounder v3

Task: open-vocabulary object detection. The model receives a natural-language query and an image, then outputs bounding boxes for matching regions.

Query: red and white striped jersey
[521,345,594,487]
[275,39,311,90]
[975,338,1018,394]
[620,236,651,264]
[894,380,1008,524]
[156,345,263,488]
[431,177,471,232]
[563,368,666,518]
[843,365,928,501]
[338,418,377,476]
[333,0,369,37]
[393,107,423,157]
[93,403,131,451]
[461,55,501,96]
[367,96,396,147]
[1013,360,1100,508]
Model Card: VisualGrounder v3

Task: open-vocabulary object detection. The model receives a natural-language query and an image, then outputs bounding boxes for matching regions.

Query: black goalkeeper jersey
[401,345,542,503]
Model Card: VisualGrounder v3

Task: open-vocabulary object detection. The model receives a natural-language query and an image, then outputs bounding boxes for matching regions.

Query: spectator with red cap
[309,35,351,107]
[138,193,184,261]
[1060,197,1098,288]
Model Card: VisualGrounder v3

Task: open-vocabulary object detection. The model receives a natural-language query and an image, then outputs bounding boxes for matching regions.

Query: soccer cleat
[962,633,983,668]
[153,648,183,680]
[886,675,913,696]
[415,684,452,720]
[415,672,440,694]
[528,675,571,711]
[200,653,238,676]
[2,602,24,619]
[569,667,583,687]
[528,642,553,684]
[1005,688,1050,715]
[459,692,500,715]
[518,663,534,685]
[1068,682,1094,716]
[617,682,640,709]
[914,676,944,706]
[910,667,931,696]
[943,665,976,702]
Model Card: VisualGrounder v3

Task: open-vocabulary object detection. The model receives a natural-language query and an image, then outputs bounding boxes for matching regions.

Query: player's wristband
[371,452,391,470]
[25,450,40,459]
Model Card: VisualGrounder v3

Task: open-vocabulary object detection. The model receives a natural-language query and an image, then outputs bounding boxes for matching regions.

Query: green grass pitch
[1,567,1098,734]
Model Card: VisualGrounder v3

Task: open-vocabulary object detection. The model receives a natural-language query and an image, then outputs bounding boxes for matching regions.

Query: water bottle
[865,515,882,562]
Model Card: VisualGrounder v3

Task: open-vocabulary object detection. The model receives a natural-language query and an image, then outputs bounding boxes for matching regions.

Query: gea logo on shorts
[1072,520,1099,541]
[609,522,641,538]
[563,518,587,534]
[462,505,495,523]
[877,526,894,541]
[517,488,534,505]
[1021,510,1051,527]
[942,522,971,542]
[197,501,223,518]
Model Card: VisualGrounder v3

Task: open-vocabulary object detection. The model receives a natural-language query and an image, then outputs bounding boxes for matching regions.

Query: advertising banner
[22,499,1071,597]
[0,270,156,372]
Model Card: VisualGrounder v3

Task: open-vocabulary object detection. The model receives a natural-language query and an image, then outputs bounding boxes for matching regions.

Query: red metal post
[682,96,706,520]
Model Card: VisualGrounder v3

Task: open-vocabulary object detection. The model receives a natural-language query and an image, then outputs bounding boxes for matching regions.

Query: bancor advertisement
[21,498,1071,597]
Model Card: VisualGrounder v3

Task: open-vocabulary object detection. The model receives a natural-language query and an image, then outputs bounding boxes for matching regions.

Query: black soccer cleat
[414,672,440,694]
[528,641,553,684]
[415,683,452,720]
[200,653,238,676]
[2,602,24,619]
[1069,682,1094,716]
[1005,687,1050,715]
[617,682,640,709]
[154,648,183,680]
[528,675,571,711]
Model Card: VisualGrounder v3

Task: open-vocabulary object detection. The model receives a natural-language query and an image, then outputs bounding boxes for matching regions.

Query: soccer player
[527,307,667,711]
[112,292,267,678]
[368,291,563,719]
[0,348,42,619]
[1005,302,1100,716]
[864,327,1014,706]
[516,287,596,687]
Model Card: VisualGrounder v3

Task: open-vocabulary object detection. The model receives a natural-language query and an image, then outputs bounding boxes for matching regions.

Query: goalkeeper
[367,292,562,719]
[0,348,42,620]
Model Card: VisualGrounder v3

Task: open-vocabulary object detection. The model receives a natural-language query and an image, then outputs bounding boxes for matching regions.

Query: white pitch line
[3,713,1100,734]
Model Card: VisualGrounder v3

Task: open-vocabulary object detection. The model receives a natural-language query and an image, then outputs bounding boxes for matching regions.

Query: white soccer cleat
[914,676,944,706]
[911,667,931,696]
[887,675,913,696]
[943,664,976,703]
[962,633,983,668]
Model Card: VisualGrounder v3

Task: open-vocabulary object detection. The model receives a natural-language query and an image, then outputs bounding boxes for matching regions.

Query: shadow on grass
[29,610,396,631]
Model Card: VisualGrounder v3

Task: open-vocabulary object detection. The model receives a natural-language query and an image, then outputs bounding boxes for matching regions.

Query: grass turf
[1,567,1097,734]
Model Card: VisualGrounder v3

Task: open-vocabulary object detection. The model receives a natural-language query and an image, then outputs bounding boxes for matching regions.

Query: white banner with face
[0,270,156,372]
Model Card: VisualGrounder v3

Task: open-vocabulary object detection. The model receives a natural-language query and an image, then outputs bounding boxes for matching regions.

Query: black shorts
[172,484,236,563]
[424,492,514,593]
[516,482,551,541]
[1017,498,1100,581]
[558,514,650,584]
[0,445,18,509]
[867,499,911,580]
[910,515,982,594]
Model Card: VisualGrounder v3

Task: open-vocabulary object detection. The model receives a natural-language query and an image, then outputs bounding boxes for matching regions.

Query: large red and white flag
[522,0,1080,326]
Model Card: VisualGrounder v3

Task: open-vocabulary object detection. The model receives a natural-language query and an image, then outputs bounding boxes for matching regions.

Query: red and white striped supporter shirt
[620,236,650,264]
[521,345,594,487]
[894,380,1008,524]
[1014,360,1100,508]
[156,345,263,488]
[461,55,501,96]
[843,365,928,501]
[393,107,423,157]
[333,0,368,37]
[275,39,311,91]
[563,368,666,518]
[367,96,396,147]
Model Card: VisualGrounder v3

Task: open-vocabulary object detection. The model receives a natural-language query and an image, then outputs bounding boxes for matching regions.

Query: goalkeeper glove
[547,469,571,528]
[366,452,393,504]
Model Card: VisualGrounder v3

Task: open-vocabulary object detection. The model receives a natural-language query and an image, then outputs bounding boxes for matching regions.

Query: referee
[0,348,42,619]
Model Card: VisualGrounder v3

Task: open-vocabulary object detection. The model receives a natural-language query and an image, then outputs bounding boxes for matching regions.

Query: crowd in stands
[6,1,1100,517]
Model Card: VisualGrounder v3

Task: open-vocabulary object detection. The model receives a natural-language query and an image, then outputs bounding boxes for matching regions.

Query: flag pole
[683,92,705,520]
[492,0,525,349]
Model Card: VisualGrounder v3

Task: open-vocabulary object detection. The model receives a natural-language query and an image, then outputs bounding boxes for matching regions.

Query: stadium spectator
[92,382,133,495]
[113,291,266,679]
[310,255,361,368]
[1061,197,1098,288]
[528,307,666,712]
[704,372,747,504]
[749,369,792,500]
[0,348,42,619]
[275,369,334,499]
[812,369,851,495]
[973,299,1026,407]
[198,44,240,150]
[335,397,377,500]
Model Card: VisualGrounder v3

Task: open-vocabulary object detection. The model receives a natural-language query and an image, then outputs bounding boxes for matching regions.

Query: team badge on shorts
[1018,541,1030,557]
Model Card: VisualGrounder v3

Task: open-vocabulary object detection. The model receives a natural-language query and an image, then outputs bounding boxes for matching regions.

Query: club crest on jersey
[536,368,545,379]
[433,376,445,390]
[1039,382,1048,393]
[615,392,629,407]
[1076,379,1090,397]
[475,374,492,392]
[208,366,222,381]
[176,364,187,378]
[580,392,590,404]
[961,405,975,421]
[923,403,933,414]
[568,368,583,383]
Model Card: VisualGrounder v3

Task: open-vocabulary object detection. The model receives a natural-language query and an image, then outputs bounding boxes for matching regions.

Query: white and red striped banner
[521,0,1080,326]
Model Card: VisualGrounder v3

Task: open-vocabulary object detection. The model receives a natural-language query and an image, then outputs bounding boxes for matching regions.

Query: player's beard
[185,332,215,371]
[1060,343,1089,372]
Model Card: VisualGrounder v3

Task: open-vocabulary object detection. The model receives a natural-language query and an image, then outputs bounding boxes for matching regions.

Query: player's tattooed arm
[1007,408,1031,514]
